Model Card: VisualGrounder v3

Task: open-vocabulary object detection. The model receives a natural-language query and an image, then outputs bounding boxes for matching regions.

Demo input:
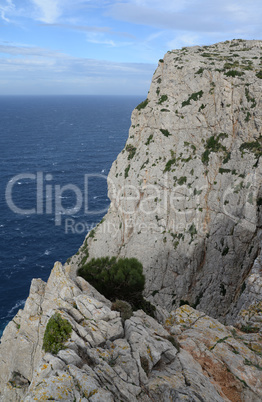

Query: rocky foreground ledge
[1,39,262,401]
[0,262,261,401]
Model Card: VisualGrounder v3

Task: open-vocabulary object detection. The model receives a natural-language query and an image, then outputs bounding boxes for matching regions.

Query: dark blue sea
[0,95,143,336]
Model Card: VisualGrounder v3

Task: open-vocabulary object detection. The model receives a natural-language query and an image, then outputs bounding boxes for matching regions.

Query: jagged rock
[0,261,261,401]
[73,39,262,324]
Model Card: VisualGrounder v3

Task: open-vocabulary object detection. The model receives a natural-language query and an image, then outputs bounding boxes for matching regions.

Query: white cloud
[107,2,224,32]
[86,37,117,47]
[0,44,66,57]
[30,0,62,23]
[107,0,262,36]
[167,34,200,50]
[40,23,135,39]
[0,0,15,22]
[0,45,155,83]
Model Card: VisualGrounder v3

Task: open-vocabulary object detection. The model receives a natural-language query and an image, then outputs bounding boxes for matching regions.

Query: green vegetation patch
[125,144,137,160]
[164,157,177,172]
[223,61,240,70]
[245,87,256,108]
[240,325,259,334]
[256,70,262,79]
[245,112,251,122]
[224,70,244,77]
[201,133,229,165]
[196,67,204,74]
[145,134,153,146]
[182,90,203,107]
[188,223,197,240]
[125,164,131,178]
[160,128,171,137]
[43,313,72,355]
[158,94,168,104]
[136,99,149,111]
[210,336,231,351]
[111,299,133,322]
[78,257,155,316]
[219,168,231,174]
[177,176,187,185]
[239,136,262,159]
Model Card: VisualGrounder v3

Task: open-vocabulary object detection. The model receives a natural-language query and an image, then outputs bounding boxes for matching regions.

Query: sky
[0,0,261,95]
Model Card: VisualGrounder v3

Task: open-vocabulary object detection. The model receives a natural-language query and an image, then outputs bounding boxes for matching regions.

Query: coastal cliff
[73,38,262,323]
[0,39,262,401]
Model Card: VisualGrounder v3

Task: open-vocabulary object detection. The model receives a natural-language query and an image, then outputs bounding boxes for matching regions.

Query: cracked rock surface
[0,262,261,401]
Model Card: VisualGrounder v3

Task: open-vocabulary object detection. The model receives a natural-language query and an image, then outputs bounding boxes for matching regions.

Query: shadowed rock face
[0,40,262,401]
[73,39,262,323]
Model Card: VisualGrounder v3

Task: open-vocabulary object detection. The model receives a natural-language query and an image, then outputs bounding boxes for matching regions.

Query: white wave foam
[8,299,26,316]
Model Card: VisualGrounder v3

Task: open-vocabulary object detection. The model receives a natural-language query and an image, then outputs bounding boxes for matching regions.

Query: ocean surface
[0,95,143,336]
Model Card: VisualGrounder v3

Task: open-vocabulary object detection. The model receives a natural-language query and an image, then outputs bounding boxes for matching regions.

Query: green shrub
[239,136,262,158]
[158,95,168,104]
[160,128,171,137]
[145,134,153,145]
[219,168,231,174]
[245,112,251,122]
[256,70,262,79]
[182,90,203,107]
[43,313,72,355]
[78,257,145,308]
[125,164,130,178]
[201,133,228,165]
[240,325,259,334]
[224,70,244,77]
[178,176,187,185]
[136,99,149,111]
[188,223,197,239]
[126,144,136,159]
[111,299,133,321]
[164,158,176,172]
[196,67,204,74]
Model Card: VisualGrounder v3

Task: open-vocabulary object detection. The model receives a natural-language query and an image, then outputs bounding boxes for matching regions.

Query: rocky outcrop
[0,262,261,401]
[72,39,262,323]
[1,39,262,401]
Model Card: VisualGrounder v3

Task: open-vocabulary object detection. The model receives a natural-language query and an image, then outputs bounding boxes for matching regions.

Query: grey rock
[74,39,262,324]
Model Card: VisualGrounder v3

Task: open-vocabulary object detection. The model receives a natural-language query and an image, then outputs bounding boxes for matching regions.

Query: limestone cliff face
[73,39,262,323]
[0,39,262,401]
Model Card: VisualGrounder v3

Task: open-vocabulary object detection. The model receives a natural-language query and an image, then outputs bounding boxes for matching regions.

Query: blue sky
[0,0,261,95]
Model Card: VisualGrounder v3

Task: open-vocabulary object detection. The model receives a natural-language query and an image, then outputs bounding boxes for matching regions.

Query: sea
[0,95,143,336]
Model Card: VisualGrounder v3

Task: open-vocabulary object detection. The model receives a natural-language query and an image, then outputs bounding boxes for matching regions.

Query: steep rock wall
[73,39,262,323]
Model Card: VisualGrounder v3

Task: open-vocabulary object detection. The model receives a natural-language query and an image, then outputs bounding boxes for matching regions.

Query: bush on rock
[43,312,72,355]
[78,257,155,316]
